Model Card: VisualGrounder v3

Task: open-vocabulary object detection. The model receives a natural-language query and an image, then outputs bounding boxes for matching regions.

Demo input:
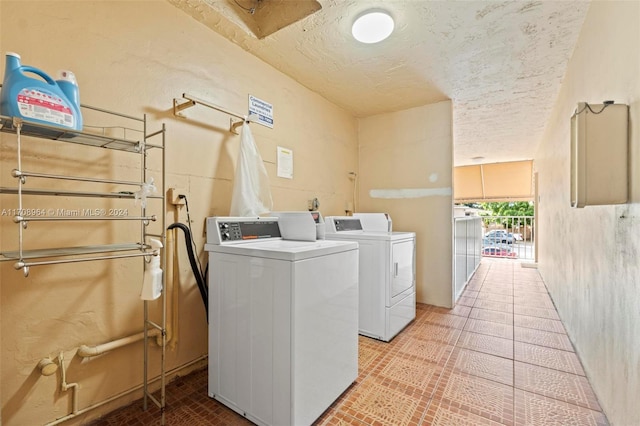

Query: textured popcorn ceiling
[169,0,589,165]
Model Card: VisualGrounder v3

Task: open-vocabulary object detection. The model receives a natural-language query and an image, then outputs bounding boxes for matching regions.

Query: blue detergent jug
[0,52,82,131]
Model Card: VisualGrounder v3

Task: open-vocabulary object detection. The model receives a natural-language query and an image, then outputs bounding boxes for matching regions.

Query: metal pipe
[146,319,163,331]
[77,330,160,358]
[142,113,150,412]
[14,250,157,269]
[80,103,144,122]
[160,121,167,426]
[0,187,159,199]
[15,119,25,274]
[181,93,246,120]
[145,129,164,139]
[14,215,156,223]
[44,355,207,426]
[11,169,145,186]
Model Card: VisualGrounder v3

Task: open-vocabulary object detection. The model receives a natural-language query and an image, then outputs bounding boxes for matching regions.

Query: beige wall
[0,1,358,425]
[535,1,640,424]
[358,101,453,307]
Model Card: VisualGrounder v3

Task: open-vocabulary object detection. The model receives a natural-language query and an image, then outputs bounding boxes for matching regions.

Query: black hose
[167,222,208,321]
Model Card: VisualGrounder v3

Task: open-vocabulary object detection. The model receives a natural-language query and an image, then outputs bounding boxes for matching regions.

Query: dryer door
[389,239,415,305]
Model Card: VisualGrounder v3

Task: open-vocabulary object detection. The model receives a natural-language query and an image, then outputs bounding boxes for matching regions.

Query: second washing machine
[325,214,416,341]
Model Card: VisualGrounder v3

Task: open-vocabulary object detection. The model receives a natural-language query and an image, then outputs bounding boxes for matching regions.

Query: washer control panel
[207,217,282,244]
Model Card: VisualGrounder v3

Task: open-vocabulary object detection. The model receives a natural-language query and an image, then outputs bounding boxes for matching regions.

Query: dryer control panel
[325,217,363,233]
[207,217,282,244]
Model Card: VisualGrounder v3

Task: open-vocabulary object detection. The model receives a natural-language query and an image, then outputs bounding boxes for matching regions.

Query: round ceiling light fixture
[352,11,394,44]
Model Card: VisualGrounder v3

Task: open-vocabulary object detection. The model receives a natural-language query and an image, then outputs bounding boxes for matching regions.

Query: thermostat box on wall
[570,102,629,208]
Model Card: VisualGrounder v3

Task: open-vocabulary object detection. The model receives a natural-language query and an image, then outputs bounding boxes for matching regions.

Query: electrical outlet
[168,187,185,205]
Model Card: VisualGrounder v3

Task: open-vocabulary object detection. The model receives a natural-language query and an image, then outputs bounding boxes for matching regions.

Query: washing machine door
[389,239,415,305]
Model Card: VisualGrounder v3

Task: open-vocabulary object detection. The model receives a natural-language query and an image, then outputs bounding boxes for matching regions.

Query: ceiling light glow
[352,11,394,44]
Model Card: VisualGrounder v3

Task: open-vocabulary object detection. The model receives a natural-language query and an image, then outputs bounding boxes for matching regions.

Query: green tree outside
[476,201,534,239]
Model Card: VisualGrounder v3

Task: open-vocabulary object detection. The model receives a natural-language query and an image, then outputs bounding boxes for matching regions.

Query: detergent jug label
[16,88,75,127]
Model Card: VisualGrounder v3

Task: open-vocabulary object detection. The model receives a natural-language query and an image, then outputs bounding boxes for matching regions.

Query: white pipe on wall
[44,355,207,426]
[77,329,160,358]
[58,352,79,415]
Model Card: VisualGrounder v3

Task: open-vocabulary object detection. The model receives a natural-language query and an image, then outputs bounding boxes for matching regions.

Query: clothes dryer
[325,215,415,342]
[205,216,359,426]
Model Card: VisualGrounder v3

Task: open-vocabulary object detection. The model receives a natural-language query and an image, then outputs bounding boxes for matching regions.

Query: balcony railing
[479,215,535,260]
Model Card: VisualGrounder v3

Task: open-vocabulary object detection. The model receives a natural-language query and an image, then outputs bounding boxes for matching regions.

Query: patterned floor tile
[422,399,505,425]
[462,289,479,299]
[90,261,610,426]
[399,336,454,364]
[378,354,442,396]
[469,308,513,325]
[514,305,560,320]
[337,377,428,426]
[457,331,513,359]
[358,338,384,377]
[464,318,513,339]
[514,327,574,352]
[514,342,586,376]
[513,297,556,310]
[476,292,513,303]
[457,296,476,307]
[514,314,566,334]
[417,302,432,313]
[425,311,468,329]
[407,322,463,346]
[319,410,370,425]
[513,291,553,302]
[514,390,608,426]
[483,278,513,285]
[480,286,514,297]
[451,348,514,386]
[513,283,548,293]
[473,299,514,313]
[514,362,601,411]
[466,283,484,291]
[434,371,515,425]
[431,304,472,318]
[513,272,543,281]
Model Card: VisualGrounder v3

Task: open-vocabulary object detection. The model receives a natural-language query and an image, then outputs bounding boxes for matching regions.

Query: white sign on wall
[277,146,293,179]
[248,95,274,128]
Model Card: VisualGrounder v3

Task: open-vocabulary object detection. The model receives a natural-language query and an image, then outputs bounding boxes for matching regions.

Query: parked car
[511,233,524,241]
[484,230,514,244]
[482,246,518,258]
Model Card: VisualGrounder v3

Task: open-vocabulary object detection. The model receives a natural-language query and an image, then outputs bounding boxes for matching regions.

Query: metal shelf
[0,100,167,424]
[0,243,145,262]
[0,115,143,153]
[0,187,163,199]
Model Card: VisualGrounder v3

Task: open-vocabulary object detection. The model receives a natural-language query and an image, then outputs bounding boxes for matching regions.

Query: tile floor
[90,260,609,425]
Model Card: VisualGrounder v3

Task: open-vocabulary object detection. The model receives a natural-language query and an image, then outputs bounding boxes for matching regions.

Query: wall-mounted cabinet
[570,102,628,208]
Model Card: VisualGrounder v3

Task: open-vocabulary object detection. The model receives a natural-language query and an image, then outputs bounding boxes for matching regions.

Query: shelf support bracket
[172,98,196,118]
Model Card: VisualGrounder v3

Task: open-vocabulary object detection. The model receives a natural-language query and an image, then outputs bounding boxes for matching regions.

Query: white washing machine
[325,214,416,342]
[205,216,359,426]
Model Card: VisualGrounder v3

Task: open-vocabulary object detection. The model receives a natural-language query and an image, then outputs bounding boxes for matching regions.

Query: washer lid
[205,239,358,261]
